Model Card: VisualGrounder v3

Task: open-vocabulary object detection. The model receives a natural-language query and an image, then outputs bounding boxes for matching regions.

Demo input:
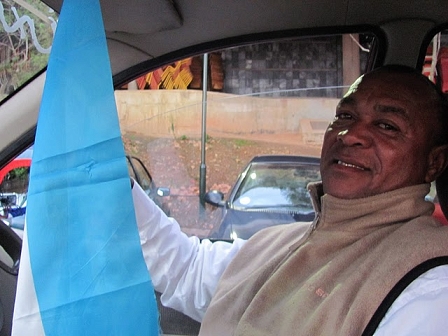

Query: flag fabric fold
[12,0,160,334]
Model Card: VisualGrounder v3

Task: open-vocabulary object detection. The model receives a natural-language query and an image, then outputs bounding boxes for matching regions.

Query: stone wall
[219,35,370,98]
[115,90,339,140]
[221,36,343,98]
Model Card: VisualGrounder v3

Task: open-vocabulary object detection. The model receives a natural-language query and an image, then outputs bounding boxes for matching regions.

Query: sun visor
[102,0,182,34]
[43,0,182,34]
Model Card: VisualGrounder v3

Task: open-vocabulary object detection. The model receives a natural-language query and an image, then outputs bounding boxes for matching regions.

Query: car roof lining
[40,0,448,73]
[38,1,448,82]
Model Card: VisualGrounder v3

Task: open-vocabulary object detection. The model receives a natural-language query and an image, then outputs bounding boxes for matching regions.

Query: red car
[433,203,448,225]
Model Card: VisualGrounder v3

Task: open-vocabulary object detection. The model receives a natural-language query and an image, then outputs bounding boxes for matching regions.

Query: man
[132,65,448,335]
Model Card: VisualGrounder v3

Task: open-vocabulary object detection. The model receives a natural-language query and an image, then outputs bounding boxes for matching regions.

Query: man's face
[320,71,441,199]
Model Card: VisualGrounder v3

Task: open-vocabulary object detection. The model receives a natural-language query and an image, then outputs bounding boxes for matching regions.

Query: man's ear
[426,144,448,182]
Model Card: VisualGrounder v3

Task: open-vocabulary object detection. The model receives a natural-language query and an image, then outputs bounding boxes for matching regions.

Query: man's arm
[132,181,246,321]
[374,265,448,335]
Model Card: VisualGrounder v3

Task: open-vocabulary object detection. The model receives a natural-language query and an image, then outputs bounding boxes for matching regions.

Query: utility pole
[199,53,208,212]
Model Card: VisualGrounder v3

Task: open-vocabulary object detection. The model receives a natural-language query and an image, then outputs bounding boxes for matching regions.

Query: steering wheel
[0,219,22,336]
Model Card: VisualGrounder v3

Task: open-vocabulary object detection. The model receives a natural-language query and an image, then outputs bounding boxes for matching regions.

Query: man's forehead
[358,70,431,93]
[342,71,432,104]
[338,95,409,118]
[336,72,442,130]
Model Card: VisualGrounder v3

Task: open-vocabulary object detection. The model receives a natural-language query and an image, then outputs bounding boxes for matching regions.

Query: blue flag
[12,0,159,334]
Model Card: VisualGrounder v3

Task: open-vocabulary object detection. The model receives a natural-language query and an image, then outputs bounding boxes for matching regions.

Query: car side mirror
[204,190,225,207]
[156,187,170,197]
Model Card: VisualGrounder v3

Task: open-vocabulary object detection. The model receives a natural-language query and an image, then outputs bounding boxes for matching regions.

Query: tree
[0,0,57,97]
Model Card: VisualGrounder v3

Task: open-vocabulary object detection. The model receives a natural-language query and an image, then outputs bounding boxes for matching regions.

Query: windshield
[0,0,57,102]
[233,163,321,211]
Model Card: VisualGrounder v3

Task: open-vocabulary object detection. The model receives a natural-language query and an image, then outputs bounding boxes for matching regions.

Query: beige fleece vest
[199,183,448,335]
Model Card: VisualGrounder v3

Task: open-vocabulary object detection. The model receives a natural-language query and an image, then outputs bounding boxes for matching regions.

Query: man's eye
[378,122,398,131]
[334,113,352,120]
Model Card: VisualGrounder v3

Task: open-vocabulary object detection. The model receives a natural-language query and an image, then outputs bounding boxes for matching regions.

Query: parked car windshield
[233,163,320,211]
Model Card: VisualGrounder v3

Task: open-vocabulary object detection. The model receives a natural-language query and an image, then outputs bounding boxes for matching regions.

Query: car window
[0,0,57,102]
[422,30,448,89]
[10,30,448,239]
[421,30,448,224]
[424,30,448,84]
[117,32,376,238]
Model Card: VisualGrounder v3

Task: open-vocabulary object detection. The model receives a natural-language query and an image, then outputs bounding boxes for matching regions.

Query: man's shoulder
[227,221,312,263]
[250,221,313,242]
[399,215,448,242]
[371,216,448,281]
[235,221,313,258]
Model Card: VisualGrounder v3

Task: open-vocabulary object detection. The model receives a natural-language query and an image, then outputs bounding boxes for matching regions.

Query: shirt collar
[307,182,434,231]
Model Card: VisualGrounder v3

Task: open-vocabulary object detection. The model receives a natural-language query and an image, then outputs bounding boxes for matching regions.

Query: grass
[233,139,251,147]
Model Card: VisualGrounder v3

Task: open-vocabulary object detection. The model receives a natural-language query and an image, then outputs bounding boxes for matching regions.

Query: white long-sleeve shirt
[132,183,448,335]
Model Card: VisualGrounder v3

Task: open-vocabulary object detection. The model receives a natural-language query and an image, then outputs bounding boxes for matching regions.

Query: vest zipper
[266,214,321,278]
[288,213,320,252]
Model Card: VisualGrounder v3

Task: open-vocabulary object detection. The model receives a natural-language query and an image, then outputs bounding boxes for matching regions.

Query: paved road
[146,138,215,237]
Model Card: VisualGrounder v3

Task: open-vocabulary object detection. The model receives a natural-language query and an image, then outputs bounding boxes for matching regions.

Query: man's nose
[336,123,372,147]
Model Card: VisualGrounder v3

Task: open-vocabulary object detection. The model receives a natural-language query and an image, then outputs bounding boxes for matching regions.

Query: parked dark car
[205,155,321,240]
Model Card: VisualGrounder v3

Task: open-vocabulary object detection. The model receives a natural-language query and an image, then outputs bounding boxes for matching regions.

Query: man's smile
[334,159,368,171]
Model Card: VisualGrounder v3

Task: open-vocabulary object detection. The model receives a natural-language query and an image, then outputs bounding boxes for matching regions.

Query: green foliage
[180,135,188,140]
[7,167,29,180]
[0,167,29,193]
[234,139,250,147]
